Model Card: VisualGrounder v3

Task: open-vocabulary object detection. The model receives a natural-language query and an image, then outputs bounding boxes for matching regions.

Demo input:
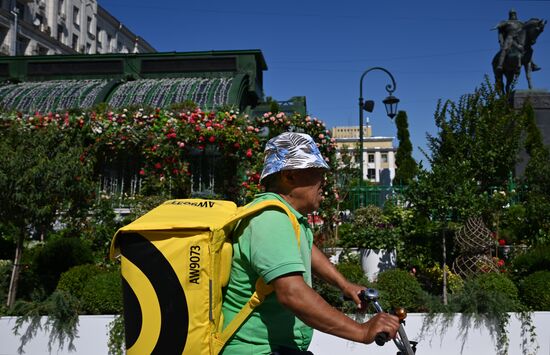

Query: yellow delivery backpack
[109,198,300,355]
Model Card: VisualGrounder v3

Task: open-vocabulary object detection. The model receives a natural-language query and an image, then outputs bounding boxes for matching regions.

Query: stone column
[374,151,381,182]
[388,150,396,184]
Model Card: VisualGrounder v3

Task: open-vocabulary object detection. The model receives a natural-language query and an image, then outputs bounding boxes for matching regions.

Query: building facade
[0,0,154,56]
[332,124,396,185]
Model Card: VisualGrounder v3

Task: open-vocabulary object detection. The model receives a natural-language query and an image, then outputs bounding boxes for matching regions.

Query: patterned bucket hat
[260,132,330,182]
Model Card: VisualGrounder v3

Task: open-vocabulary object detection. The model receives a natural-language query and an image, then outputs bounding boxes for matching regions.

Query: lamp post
[358,67,399,205]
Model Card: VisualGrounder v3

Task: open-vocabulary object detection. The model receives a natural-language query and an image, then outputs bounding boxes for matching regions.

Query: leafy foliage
[12,290,81,354]
[80,270,123,314]
[338,205,401,250]
[423,272,536,355]
[521,271,550,311]
[510,244,550,280]
[32,237,94,296]
[419,263,464,296]
[56,264,105,300]
[407,79,524,224]
[521,104,550,245]
[0,120,95,307]
[374,269,428,312]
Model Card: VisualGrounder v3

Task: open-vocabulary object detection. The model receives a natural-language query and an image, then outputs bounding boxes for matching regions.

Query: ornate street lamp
[358,67,399,205]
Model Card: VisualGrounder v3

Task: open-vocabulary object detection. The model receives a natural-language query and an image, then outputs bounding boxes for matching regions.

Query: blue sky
[100,0,550,165]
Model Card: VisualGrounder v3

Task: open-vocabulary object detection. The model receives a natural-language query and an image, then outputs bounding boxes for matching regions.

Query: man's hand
[341,282,367,310]
[360,312,400,344]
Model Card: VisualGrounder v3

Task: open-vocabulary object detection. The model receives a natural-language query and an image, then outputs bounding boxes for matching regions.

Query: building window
[107,34,112,52]
[37,44,48,56]
[368,154,375,163]
[16,35,29,55]
[57,24,64,42]
[72,34,78,50]
[15,3,25,20]
[87,16,92,34]
[381,153,388,163]
[367,169,376,180]
[73,6,80,27]
[58,0,64,15]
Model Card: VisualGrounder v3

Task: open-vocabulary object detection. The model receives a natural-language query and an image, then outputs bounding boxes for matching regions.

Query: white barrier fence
[1,313,549,355]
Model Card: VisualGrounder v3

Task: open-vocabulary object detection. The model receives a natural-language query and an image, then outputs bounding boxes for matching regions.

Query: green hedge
[32,237,94,295]
[81,270,123,314]
[374,269,428,312]
[56,264,105,300]
[521,271,550,311]
[511,244,550,280]
[450,273,521,313]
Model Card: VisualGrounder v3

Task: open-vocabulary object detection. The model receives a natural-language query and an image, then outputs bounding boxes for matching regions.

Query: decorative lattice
[452,254,499,278]
[454,216,494,253]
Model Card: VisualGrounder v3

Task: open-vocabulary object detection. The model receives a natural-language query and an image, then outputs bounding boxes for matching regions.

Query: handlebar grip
[375,332,389,346]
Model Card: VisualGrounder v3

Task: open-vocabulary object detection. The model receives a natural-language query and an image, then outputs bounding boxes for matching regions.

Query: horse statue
[492,18,546,94]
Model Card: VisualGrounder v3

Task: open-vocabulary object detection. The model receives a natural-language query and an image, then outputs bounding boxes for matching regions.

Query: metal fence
[348,185,406,209]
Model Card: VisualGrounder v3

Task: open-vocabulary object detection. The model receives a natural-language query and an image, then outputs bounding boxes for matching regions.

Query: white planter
[3,313,550,355]
[360,248,396,282]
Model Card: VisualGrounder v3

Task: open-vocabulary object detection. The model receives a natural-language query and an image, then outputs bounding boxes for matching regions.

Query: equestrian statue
[492,9,546,94]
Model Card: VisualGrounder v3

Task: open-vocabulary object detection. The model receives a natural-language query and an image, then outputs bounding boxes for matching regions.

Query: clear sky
[99,0,550,166]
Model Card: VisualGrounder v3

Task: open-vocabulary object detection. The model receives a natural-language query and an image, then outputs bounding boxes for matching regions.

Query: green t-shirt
[221,193,314,355]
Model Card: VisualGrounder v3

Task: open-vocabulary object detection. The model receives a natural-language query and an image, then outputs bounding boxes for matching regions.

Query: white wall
[1,313,549,355]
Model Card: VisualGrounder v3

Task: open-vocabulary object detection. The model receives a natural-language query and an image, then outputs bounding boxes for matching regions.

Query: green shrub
[81,270,122,314]
[0,260,12,312]
[419,264,464,296]
[56,264,105,300]
[374,269,427,312]
[521,271,550,311]
[510,244,550,280]
[336,223,353,245]
[450,273,521,313]
[32,237,94,295]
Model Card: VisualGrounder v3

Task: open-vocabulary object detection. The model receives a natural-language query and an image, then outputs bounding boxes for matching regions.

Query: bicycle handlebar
[357,288,417,355]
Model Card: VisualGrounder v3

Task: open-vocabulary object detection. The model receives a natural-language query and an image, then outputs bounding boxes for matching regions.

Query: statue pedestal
[512,90,550,176]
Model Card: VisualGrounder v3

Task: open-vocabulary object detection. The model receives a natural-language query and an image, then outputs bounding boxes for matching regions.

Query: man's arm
[311,244,365,307]
[271,273,399,344]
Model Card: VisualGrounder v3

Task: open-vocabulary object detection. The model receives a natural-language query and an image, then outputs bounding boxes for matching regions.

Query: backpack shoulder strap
[225,199,301,247]
[213,200,302,354]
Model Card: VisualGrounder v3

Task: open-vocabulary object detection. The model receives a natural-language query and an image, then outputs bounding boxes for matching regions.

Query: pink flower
[498,239,506,246]
[497,259,505,267]
[209,136,216,143]
[246,149,253,158]
[154,163,162,169]
[139,169,146,176]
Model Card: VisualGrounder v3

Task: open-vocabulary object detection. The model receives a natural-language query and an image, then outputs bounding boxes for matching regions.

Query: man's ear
[280,170,295,185]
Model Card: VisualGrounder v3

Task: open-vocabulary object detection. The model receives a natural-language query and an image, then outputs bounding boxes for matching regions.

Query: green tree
[405,79,526,303]
[522,104,550,245]
[409,79,524,222]
[0,123,94,308]
[393,110,418,185]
